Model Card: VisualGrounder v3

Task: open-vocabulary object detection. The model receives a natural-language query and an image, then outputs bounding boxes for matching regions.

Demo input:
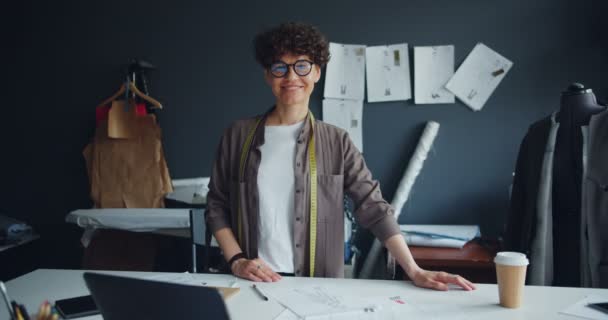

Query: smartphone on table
[54,295,99,319]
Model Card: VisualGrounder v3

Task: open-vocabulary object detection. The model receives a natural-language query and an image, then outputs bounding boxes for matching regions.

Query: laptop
[83,272,230,320]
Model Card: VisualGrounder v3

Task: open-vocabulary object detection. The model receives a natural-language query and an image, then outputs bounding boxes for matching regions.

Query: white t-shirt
[257,121,303,273]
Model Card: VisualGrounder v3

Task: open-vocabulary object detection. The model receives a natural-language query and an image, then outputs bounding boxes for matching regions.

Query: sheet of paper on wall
[445,43,513,111]
[322,98,363,152]
[365,44,411,102]
[324,42,366,101]
[414,45,455,104]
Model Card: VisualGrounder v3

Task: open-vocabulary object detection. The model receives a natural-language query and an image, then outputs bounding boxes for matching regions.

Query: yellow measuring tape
[237,112,318,277]
[237,117,263,245]
[307,112,317,277]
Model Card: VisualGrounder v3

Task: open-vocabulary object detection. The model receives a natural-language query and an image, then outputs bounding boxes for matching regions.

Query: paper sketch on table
[445,43,513,111]
[322,98,363,152]
[144,272,239,288]
[272,293,431,320]
[414,45,455,104]
[365,44,411,102]
[274,308,301,320]
[324,42,366,101]
[262,285,378,319]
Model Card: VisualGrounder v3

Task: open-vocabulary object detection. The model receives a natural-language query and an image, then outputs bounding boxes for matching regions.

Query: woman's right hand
[231,258,282,282]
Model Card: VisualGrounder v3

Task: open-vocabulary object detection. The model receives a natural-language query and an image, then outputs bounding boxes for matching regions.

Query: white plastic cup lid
[494,251,529,266]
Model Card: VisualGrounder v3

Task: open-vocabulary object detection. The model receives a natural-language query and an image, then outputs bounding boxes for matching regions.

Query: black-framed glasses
[269,60,314,78]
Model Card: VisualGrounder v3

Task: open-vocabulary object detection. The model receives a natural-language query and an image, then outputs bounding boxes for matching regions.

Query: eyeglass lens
[270,60,313,77]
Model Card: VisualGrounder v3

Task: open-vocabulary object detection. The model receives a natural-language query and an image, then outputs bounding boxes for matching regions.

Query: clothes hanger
[97,80,163,109]
[127,81,163,109]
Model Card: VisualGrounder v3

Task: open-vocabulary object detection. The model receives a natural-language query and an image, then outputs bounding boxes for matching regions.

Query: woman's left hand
[408,268,477,291]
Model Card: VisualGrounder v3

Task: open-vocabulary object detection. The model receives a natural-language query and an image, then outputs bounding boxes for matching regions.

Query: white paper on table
[359,295,428,320]
[324,42,366,101]
[414,302,471,320]
[414,45,455,104]
[273,294,427,320]
[445,43,513,111]
[261,285,378,319]
[144,272,239,288]
[322,98,364,152]
[365,44,411,102]
[274,308,302,320]
[560,294,608,320]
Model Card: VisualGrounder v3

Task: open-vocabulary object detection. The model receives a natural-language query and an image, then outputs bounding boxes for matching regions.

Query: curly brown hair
[253,22,330,69]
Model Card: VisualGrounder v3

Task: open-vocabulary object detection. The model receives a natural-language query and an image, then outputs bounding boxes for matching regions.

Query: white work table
[3,269,608,319]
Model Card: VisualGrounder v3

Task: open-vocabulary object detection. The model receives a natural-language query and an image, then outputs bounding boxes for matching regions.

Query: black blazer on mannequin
[507,110,608,288]
[506,117,551,257]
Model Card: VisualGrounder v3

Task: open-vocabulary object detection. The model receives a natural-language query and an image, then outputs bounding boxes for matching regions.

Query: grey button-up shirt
[206,109,400,278]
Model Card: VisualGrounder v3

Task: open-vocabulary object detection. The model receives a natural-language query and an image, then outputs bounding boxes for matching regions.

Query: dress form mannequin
[553,83,606,286]
[557,83,605,126]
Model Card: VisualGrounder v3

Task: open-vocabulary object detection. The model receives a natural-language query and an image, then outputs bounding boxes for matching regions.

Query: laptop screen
[83,272,230,320]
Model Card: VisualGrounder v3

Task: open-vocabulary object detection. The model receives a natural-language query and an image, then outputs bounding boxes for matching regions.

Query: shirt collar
[253,106,314,148]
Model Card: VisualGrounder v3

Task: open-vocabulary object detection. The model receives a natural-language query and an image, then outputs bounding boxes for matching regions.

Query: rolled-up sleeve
[206,129,232,233]
[342,133,400,242]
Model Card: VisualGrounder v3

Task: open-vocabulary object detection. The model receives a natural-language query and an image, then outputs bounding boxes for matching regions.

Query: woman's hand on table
[231,258,282,282]
[409,267,477,291]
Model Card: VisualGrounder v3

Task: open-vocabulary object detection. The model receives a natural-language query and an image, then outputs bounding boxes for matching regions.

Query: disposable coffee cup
[494,252,529,308]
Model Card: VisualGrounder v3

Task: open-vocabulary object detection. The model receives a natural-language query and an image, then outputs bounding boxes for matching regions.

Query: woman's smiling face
[265,53,321,107]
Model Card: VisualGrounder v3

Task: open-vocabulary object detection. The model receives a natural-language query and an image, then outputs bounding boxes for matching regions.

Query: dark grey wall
[3,0,607,268]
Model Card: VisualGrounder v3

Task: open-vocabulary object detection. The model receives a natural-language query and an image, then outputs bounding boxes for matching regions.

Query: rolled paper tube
[359,121,440,279]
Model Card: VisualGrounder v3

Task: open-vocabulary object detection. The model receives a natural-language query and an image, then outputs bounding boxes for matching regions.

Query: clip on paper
[393,50,400,66]
[492,68,505,77]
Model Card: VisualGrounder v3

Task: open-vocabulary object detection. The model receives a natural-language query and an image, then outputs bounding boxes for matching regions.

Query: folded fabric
[399,225,480,248]
[0,214,33,244]
[165,177,209,204]
[400,225,480,241]
[66,209,190,232]
[402,233,467,248]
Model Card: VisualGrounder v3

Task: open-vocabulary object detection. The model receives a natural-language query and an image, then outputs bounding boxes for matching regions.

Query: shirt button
[296,217,301,222]
[296,269,301,274]
[295,243,300,248]
[297,139,303,144]
[296,189,301,193]
[297,162,301,167]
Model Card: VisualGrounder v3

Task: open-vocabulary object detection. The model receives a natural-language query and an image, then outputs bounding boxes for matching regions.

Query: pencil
[252,284,269,301]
